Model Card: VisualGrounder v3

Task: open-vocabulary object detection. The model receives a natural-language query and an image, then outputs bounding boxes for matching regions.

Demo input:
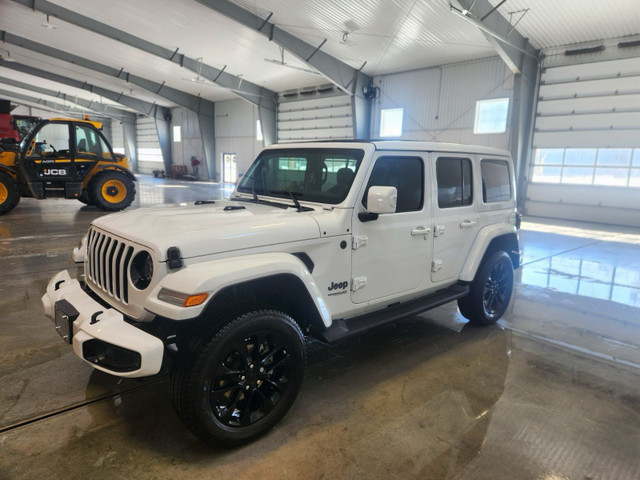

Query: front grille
[86,228,135,303]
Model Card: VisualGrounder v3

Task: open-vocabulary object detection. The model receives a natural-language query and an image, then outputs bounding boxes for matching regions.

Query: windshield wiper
[269,190,305,212]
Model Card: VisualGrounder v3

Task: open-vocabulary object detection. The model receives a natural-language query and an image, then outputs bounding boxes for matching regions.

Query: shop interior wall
[214,99,264,183]
[170,107,207,180]
[370,56,514,150]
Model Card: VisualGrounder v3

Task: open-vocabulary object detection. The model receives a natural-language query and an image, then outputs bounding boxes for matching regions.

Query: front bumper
[42,270,164,378]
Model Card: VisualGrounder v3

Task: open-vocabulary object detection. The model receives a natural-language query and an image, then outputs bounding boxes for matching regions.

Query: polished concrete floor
[1,175,639,479]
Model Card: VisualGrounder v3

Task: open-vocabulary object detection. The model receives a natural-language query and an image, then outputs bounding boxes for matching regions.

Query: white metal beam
[10,0,277,110]
[193,0,373,139]
[0,75,136,123]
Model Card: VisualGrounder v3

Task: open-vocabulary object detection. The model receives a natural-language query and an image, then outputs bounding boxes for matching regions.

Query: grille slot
[86,228,135,303]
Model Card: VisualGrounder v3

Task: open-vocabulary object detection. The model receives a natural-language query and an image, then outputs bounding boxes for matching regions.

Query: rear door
[431,154,479,283]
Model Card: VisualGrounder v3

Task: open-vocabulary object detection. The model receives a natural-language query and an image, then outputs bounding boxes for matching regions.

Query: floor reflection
[521,253,640,308]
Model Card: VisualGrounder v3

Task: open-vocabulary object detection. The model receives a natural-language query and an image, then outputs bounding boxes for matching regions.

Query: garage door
[136,115,163,173]
[277,89,353,142]
[526,56,640,227]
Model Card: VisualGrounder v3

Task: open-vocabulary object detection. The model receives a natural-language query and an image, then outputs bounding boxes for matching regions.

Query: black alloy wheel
[481,258,512,320]
[458,251,514,325]
[208,330,294,427]
[171,310,306,446]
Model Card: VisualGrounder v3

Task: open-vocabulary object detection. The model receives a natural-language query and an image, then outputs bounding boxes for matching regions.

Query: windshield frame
[236,147,365,206]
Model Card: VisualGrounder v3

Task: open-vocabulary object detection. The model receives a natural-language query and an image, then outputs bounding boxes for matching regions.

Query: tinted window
[363,156,424,213]
[481,159,511,202]
[437,157,473,208]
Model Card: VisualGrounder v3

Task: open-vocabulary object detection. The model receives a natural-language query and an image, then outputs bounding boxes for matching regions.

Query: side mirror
[367,186,397,214]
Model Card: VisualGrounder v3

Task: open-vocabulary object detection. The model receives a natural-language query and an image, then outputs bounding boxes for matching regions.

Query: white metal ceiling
[0,0,638,116]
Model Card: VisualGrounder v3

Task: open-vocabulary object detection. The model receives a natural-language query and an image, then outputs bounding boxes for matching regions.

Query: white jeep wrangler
[42,141,520,445]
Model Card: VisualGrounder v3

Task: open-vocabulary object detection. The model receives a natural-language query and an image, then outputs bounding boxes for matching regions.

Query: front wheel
[89,170,135,211]
[171,310,306,446]
[0,171,20,215]
[458,251,514,326]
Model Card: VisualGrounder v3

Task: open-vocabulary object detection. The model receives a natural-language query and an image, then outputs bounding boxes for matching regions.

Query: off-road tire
[0,171,20,215]
[77,190,92,205]
[171,310,306,446]
[89,170,135,211]
[458,251,514,326]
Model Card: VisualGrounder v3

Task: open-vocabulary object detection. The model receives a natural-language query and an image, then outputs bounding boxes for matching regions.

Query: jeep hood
[91,199,322,260]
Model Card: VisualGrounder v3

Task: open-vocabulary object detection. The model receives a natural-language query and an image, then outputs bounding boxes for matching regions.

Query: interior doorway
[222,153,237,183]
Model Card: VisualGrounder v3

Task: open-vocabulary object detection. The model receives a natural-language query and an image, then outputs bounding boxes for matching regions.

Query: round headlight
[130,251,153,290]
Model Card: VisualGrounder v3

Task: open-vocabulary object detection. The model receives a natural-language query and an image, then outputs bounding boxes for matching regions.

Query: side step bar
[321,283,469,343]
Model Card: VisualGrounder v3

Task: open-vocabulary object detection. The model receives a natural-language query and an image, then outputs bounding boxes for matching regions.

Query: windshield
[237,148,364,205]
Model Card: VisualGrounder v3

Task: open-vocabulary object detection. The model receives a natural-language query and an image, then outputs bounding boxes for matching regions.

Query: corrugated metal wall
[277,90,353,142]
[526,51,640,227]
[371,57,514,149]
[171,107,207,179]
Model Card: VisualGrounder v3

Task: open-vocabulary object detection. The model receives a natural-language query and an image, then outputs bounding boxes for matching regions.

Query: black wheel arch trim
[94,165,137,181]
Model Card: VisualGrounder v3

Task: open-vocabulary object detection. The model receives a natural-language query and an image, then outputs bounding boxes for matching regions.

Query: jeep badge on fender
[42,140,520,446]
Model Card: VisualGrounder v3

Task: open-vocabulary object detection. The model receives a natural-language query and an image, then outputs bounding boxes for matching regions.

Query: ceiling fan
[264,47,320,75]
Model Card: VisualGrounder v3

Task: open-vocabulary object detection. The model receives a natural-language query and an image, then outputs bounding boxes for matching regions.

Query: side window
[481,159,511,203]
[437,157,473,208]
[75,125,112,160]
[30,123,71,157]
[363,156,424,213]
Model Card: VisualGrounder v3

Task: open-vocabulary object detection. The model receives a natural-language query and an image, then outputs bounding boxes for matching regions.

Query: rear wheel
[89,171,135,211]
[458,251,514,325]
[0,171,20,215]
[171,310,306,446]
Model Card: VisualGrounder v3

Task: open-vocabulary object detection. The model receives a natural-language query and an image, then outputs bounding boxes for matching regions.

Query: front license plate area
[54,300,79,344]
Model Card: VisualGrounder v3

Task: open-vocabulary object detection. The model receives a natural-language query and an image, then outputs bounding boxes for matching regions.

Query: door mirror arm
[358,212,379,223]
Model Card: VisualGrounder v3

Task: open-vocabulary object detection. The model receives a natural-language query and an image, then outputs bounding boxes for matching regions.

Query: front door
[22,122,75,184]
[351,154,432,304]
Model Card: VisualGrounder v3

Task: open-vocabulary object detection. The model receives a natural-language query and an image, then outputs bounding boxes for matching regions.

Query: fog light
[83,339,141,372]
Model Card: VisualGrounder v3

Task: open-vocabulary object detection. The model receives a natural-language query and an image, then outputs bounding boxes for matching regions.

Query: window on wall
[256,120,263,141]
[532,148,640,187]
[380,108,403,137]
[173,125,181,142]
[474,98,509,134]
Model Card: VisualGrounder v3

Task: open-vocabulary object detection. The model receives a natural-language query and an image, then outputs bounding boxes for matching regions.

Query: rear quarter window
[481,159,511,203]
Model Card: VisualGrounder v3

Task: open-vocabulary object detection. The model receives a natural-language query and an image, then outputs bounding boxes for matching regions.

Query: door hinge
[434,225,445,237]
[351,276,367,291]
[352,235,368,250]
[431,259,443,272]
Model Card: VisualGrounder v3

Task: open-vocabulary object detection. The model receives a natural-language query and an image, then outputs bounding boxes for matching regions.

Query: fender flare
[94,165,137,182]
[144,252,331,326]
[0,164,17,177]
[459,224,518,282]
